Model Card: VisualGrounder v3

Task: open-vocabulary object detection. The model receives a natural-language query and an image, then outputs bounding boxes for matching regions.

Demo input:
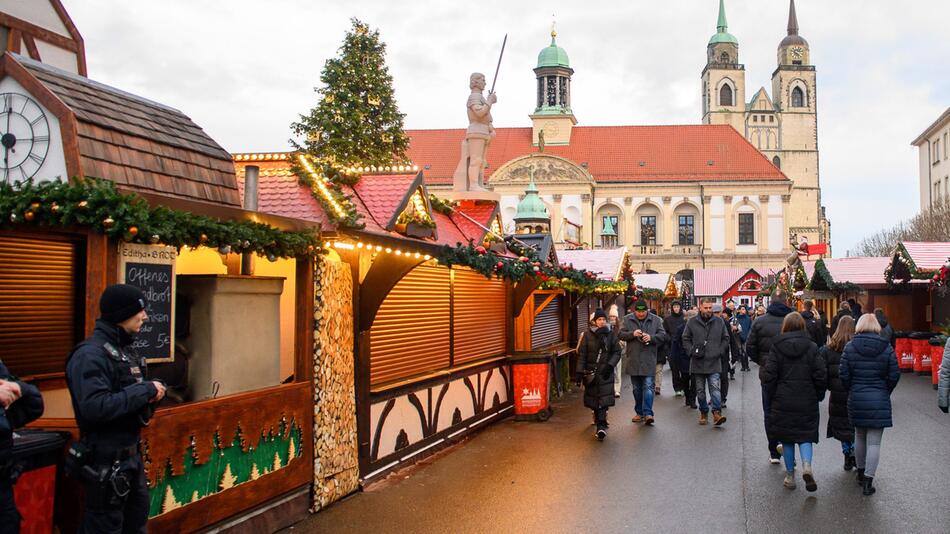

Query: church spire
[717,0,729,33]
[787,0,799,35]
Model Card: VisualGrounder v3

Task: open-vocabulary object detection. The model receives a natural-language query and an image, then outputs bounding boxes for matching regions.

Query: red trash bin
[11,430,67,534]
[911,336,934,375]
[895,336,914,371]
[932,340,946,390]
[511,353,553,421]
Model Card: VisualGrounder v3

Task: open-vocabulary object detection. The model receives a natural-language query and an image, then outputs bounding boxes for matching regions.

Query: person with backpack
[577,309,623,441]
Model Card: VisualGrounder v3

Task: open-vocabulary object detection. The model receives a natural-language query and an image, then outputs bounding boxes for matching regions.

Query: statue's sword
[489,34,507,95]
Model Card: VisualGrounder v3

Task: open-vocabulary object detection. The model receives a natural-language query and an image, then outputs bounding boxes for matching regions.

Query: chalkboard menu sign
[118,244,176,362]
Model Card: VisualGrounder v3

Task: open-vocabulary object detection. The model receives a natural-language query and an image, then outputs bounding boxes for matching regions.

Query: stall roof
[633,273,673,291]
[812,257,892,288]
[8,53,241,207]
[694,268,764,296]
[556,248,628,280]
[899,242,950,272]
[515,234,559,266]
[234,154,497,249]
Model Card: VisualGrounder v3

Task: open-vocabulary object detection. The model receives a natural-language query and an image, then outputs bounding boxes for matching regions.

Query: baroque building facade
[410,2,828,274]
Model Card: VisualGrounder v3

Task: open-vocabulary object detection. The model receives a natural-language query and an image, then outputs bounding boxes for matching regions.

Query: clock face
[790,46,804,59]
[0,92,50,182]
[543,121,559,138]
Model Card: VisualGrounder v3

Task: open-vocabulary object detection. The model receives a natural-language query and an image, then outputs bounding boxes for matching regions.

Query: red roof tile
[451,202,498,243]
[236,162,333,228]
[352,174,418,230]
[407,125,788,185]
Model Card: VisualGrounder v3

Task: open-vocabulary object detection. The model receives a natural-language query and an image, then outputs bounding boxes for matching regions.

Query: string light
[298,154,348,219]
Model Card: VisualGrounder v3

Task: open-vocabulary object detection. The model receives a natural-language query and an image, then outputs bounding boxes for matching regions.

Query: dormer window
[394,188,435,239]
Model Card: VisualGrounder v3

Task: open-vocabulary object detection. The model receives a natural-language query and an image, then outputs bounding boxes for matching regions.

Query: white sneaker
[674,390,684,397]
[769,457,781,465]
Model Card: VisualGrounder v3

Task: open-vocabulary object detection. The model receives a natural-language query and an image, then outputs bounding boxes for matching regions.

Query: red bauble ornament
[475,245,486,255]
[495,261,504,270]
[23,211,35,222]
[519,256,529,262]
[128,226,139,237]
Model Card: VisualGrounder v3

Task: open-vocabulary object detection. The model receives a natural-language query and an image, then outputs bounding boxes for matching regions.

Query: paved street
[289,366,949,534]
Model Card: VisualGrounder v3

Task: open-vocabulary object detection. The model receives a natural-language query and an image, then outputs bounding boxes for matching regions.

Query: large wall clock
[0,92,50,182]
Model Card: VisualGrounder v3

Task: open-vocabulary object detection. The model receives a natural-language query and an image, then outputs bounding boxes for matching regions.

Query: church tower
[701,0,746,132]
[530,25,576,146]
[770,0,826,245]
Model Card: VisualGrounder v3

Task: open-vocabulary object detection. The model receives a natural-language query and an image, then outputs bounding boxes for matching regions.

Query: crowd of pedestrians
[576,291,950,497]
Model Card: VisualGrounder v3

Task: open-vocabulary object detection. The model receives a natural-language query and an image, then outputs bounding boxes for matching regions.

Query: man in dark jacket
[1,360,44,533]
[682,298,730,426]
[745,291,793,462]
[831,302,851,337]
[801,300,827,347]
[848,298,863,321]
[619,301,668,425]
[663,302,687,397]
[735,304,752,371]
[66,284,166,534]
[874,308,895,347]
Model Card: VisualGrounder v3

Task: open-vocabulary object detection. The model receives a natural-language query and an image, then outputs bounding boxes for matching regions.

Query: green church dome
[708,0,739,45]
[537,31,570,69]
[514,177,549,221]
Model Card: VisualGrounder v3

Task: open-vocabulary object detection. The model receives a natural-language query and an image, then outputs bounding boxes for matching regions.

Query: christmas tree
[292,18,410,176]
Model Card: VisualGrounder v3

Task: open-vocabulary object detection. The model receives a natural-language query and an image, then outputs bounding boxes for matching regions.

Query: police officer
[66,284,165,534]
[1,359,44,534]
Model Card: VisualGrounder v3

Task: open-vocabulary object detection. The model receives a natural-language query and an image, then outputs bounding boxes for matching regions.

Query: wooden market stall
[693,267,766,308]
[884,242,950,331]
[0,54,323,532]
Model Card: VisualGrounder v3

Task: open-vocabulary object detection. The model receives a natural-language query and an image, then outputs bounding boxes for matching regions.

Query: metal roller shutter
[371,264,451,386]
[0,235,79,377]
[452,268,506,365]
[531,293,562,350]
[576,296,592,343]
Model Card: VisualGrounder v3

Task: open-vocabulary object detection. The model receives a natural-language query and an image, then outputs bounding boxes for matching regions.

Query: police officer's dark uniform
[66,284,159,534]
[0,359,44,534]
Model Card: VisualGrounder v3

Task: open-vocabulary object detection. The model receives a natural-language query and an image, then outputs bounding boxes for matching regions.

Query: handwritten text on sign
[118,243,176,362]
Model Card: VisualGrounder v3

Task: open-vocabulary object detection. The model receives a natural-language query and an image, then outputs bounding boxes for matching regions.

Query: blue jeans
[694,373,721,413]
[840,440,854,455]
[631,375,655,417]
[782,442,813,473]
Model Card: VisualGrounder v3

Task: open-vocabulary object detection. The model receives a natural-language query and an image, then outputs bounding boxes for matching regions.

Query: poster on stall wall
[118,243,176,363]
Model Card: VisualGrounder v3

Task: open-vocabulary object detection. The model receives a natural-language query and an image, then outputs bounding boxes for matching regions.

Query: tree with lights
[291,18,410,176]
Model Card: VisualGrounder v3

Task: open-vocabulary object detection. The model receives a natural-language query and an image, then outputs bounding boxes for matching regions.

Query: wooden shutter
[452,268,506,365]
[0,235,79,377]
[575,296,592,344]
[531,293,562,350]
[371,264,450,386]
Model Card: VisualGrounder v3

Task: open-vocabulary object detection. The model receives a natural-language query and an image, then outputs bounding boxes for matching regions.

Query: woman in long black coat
[819,315,856,471]
[577,308,622,441]
[762,312,827,492]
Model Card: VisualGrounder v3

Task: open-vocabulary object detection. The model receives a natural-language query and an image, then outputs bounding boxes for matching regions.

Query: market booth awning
[809,256,892,291]
[887,241,950,283]
[557,247,628,281]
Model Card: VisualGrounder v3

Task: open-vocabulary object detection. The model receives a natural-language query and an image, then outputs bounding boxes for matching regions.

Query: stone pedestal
[448,190,501,202]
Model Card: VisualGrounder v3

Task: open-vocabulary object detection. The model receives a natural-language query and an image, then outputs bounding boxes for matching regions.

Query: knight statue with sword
[452,36,506,195]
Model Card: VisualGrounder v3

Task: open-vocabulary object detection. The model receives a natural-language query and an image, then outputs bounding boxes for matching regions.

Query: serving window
[370,264,508,388]
[0,233,84,378]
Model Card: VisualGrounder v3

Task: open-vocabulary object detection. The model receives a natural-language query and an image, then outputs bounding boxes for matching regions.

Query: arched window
[791,86,805,108]
[772,155,781,169]
[719,84,733,107]
[719,52,730,64]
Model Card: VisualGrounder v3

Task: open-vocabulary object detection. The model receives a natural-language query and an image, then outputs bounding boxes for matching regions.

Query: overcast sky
[66,0,949,255]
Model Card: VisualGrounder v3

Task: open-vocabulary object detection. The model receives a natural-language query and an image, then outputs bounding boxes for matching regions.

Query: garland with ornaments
[436,243,637,295]
[929,258,950,296]
[0,178,322,259]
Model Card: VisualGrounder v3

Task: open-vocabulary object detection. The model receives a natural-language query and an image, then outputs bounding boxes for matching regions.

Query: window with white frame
[738,213,755,245]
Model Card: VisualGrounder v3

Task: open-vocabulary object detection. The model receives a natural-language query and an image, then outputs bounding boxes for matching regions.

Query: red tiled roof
[233,158,497,248]
[556,248,628,280]
[352,174,418,230]
[406,125,788,185]
[451,202,498,244]
[236,161,333,228]
[900,242,950,272]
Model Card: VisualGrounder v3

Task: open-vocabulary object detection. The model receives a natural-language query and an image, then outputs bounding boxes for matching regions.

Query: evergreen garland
[436,244,634,295]
[0,178,322,258]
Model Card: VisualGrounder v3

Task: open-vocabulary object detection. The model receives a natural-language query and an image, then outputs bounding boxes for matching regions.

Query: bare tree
[851,199,950,256]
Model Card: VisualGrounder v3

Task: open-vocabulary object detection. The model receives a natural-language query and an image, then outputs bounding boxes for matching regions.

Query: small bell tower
[530,23,577,147]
